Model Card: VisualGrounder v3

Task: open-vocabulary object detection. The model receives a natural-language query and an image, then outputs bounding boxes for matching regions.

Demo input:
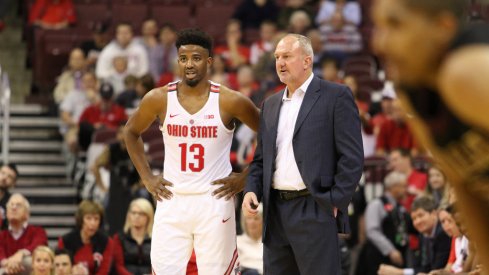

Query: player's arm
[124,87,173,200]
[439,45,489,132]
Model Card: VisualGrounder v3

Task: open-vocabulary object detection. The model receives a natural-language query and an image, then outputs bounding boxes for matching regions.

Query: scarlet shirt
[402,170,428,212]
[29,0,76,25]
[214,45,251,70]
[58,237,114,275]
[376,119,416,152]
[0,225,47,260]
[79,103,127,129]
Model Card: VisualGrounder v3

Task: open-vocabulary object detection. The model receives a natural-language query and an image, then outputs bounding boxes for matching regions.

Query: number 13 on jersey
[178,143,205,172]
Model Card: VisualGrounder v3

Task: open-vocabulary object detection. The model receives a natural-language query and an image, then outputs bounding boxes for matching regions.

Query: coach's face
[371,0,456,87]
[275,36,311,89]
[178,45,212,87]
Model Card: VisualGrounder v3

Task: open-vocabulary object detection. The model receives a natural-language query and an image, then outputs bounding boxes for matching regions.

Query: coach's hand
[211,172,245,200]
[142,174,173,201]
[242,192,259,217]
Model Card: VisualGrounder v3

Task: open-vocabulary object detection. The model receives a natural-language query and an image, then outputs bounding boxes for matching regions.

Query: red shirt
[58,237,114,275]
[376,119,416,152]
[402,170,428,212]
[79,103,127,129]
[0,225,47,260]
[29,0,76,25]
[214,45,251,70]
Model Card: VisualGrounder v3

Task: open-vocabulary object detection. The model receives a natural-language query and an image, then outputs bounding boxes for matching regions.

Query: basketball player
[124,29,259,274]
[372,0,489,272]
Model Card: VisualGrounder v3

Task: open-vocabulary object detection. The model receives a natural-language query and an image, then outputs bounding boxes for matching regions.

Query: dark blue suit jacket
[245,76,364,238]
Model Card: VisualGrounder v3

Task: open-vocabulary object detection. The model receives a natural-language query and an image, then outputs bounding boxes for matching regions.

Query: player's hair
[124,198,155,237]
[176,28,213,56]
[75,200,104,229]
[403,0,469,23]
[412,196,437,213]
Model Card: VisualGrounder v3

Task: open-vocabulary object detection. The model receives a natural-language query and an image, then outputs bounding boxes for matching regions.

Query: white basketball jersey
[160,80,234,194]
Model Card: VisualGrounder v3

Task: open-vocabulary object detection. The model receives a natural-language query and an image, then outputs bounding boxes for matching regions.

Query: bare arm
[439,46,489,132]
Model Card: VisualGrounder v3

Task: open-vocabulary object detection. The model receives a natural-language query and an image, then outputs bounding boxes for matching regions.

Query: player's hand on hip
[142,175,173,201]
[242,192,259,217]
[211,172,245,200]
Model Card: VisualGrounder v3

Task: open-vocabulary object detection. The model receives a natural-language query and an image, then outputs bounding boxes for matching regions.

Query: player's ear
[207,56,213,66]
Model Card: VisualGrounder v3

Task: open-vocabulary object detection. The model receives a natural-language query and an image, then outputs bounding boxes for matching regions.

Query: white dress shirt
[273,73,314,190]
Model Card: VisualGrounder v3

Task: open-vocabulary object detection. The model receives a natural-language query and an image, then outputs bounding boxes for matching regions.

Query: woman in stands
[58,200,113,275]
[424,166,450,207]
[111,198,153,275]
[31,246,54,275]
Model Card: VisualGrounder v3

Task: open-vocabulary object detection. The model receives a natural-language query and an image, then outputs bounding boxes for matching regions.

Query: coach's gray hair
[286,33,314,62]
[384,171,407,189]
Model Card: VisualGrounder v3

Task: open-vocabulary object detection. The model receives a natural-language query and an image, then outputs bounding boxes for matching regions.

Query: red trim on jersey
[168,83,177,91]
[224,248,238,275]
[210,85,220,93]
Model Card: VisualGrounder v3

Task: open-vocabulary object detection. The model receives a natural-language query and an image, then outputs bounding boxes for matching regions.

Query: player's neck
[179,79,210,97]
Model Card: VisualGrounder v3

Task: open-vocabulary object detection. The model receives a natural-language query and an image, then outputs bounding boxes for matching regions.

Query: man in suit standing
[242,33,364,274]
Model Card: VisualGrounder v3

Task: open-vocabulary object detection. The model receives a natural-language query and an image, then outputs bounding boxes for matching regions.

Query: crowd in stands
[1,0,487,274]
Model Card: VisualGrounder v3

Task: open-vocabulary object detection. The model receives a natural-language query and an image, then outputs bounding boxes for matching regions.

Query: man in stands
[0,164,18,230]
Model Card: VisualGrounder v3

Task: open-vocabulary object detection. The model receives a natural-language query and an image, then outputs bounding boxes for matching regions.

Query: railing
[0,65,11,164]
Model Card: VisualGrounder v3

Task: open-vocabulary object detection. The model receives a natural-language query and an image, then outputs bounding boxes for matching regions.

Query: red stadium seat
[75,3,110,31]
[110,3,149,31]
[149,5,193,30]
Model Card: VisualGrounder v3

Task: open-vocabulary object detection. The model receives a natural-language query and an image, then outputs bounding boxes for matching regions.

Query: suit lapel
[293,76,322,136]
[267,91,284,152]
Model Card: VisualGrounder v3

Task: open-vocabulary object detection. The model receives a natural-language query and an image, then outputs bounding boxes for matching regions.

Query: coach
[243,34,363,274]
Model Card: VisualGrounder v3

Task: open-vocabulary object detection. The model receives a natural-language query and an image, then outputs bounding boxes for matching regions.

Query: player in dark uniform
[372,0,489,271]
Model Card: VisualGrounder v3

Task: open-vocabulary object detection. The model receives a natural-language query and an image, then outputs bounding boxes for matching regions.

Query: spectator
[59,71,99,153]
[116,74,154,112]
[105,56,129,96]
[316,0,362,27]
[154,23,178,81]
[237,204,263,275]
[320,56,341,83]
[287,10,312,35]
[232,0,279,30]
[80,22,110,69]
[307,29,325,76]
[136,19,161,82]
[371,82,395,137]
[29,0,76,30]
[0,164,18,230]
[96,23,149,79]
[438,205,468,274]
[112,198,153,275]
[376,99,417,155]
[214,20,251,71]
[236,65,260,101]
[115,75,139,109]
[31,246,54,275]
[355,172,411,275]
[378,196,451,275]
[92,123,141,234]
[58,200,113,275]
[424,166,450,208]
[276,0,315,30]
[0,193,48,275]
[388,148,427,212]
[319,10,362,64]
[54,248,89,275]
[209,54,231,88]
[249,21,277,66]
[53,48,87,104]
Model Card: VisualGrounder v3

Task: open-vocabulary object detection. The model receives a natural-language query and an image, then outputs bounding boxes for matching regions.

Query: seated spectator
[115,75,139,109]
[112,198,153,275]
[0,163,18,230]
[209,54,232,88]
[388,148,427,212]
[105,56,129,96]
[320,56,341,83]
[28,0,76,30]
[53,48,86,104]
[378,196,451,275]
[236,65,260,101]
[287,10,312,35]
[96,23,149,79]
[424,166,450,208]
[55,248,80,275]
[237,204,263,275]
[232,0,279,30]
[214,20,251,71]
[92,124,141,234]
[116,74,155,112]
[355,172,411,275]
[59,71,99,153]
[58,200,113,275]
[276,0,315,30]
[437,205,468,274]
[319,10,362,64]
[154,23,178,82]
[0,193,48,275]
[371,82,395,137]
[80,22,110,69]
[31,246,54,275]
[316,0,362,27]
[135,19,161,82]
[250,21,277,66]
[376,99,417,156]
[307,29,325,76]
